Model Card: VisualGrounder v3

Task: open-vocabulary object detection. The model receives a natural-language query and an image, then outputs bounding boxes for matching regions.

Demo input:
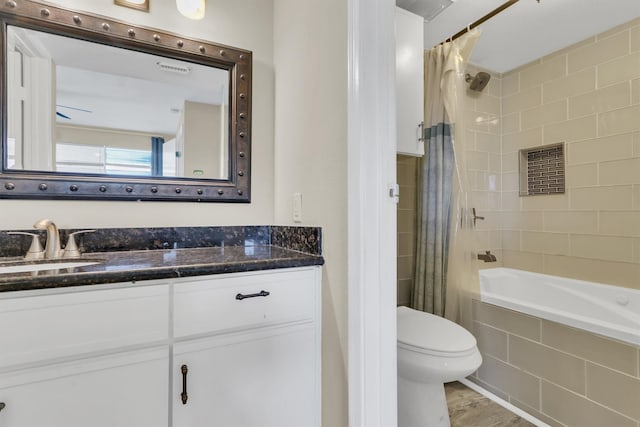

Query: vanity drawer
[173,267,319,338]
[0,284,170,369]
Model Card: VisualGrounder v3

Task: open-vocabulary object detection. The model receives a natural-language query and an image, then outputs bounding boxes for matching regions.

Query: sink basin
[0,260,101,274]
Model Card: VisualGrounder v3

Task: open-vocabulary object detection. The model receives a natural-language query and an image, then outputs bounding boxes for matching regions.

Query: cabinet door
[0,347,169,427]
[396,6,425,157]
[173,325,319,427]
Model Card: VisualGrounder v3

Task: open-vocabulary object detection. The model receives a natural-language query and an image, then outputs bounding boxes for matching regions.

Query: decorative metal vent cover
[519,143,565,196]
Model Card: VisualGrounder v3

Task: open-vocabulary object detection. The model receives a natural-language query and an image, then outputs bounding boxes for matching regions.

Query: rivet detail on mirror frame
[0,0,252,203]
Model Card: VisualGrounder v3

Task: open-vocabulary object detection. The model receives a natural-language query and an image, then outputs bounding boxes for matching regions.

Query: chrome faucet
[33,219,63,259]
[477,250,497,262]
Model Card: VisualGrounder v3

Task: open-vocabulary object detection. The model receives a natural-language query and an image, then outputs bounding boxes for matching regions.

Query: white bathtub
[479,268,640,346]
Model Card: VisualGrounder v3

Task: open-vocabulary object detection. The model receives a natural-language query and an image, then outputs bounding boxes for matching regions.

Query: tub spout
[478,251,497,262]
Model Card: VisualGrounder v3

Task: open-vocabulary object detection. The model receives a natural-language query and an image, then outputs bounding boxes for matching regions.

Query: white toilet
[397,306,482,427]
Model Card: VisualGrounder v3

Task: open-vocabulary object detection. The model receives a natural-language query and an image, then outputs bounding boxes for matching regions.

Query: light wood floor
[445,382,536,427]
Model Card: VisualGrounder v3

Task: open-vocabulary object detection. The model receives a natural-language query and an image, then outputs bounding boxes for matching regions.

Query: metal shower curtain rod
[441,0,539,44]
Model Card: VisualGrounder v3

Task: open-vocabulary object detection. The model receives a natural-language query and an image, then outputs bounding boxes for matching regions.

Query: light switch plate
[293,193,303,223]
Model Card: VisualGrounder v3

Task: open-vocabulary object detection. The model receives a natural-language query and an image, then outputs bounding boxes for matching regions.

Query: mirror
[0,0,252,202]
[7,26,230,180]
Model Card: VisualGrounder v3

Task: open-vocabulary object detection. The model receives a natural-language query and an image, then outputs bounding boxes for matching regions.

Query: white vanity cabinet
[395,6,424,157]
[172,267,321,427]
[0,348,169,427]
[173,326,317,427]
[0,283,171,427]
[0,266,322,427]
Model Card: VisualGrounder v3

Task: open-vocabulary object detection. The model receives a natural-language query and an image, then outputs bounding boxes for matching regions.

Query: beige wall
[472,300,640,427]
[272,1,348,426]
[1,0,275,229]
[397,155,418,306]
[499,17,640,289]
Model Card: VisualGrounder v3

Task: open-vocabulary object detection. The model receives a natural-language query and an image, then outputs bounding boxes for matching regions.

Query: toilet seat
[397,306,477,355]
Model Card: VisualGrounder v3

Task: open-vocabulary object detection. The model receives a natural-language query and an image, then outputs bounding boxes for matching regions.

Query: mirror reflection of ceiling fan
[55,104,92,120]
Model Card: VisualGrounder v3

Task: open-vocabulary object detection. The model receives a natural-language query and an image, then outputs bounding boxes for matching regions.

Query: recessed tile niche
[519,143,565,196]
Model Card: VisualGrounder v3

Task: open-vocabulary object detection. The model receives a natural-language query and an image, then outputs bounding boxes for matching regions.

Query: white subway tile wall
[500,17,640,289]
[471,300,640,427]
[470,17,640,427]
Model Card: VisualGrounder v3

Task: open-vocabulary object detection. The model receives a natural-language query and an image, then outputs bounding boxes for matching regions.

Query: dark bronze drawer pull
[235,290,270,300]
[0,402,5,412]
[180,364,188,405]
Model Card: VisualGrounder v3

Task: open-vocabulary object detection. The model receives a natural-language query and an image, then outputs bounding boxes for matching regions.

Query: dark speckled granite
[73,226,272,253]
[0,226,319,257]
[0,226,323,292]
[271,226,321,256]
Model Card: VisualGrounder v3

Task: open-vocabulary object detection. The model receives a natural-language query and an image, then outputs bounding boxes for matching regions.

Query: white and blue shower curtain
[412,30,481,323]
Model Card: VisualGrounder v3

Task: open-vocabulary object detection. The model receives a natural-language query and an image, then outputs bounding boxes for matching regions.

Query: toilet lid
[397,306,477,353]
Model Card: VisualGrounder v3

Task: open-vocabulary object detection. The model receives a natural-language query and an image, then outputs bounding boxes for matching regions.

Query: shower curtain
[412,30,481,327]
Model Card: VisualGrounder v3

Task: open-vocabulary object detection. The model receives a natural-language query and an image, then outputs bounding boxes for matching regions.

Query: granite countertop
[0,245,324,292]
[0,226,324,293]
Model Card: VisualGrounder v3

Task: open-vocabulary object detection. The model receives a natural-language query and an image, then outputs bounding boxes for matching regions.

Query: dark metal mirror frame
[0,0,252,202]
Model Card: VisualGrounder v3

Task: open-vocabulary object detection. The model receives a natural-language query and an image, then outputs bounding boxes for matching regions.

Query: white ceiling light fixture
[114,0,149,12]
[176,0,205,20]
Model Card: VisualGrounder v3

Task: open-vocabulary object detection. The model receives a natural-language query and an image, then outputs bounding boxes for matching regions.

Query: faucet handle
[472,208,485,226]
[6,232,45,260]
[63,230,96,258]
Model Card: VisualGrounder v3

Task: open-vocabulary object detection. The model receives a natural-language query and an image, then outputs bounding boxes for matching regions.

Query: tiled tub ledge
[0,226,324,292]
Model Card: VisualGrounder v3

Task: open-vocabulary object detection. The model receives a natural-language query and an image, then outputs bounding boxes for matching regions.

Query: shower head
[465,71,491,92]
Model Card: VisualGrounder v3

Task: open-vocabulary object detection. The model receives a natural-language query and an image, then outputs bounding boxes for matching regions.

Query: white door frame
[347,0,398,426]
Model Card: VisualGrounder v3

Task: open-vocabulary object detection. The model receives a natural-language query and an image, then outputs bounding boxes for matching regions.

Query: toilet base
[398,376,450,427]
